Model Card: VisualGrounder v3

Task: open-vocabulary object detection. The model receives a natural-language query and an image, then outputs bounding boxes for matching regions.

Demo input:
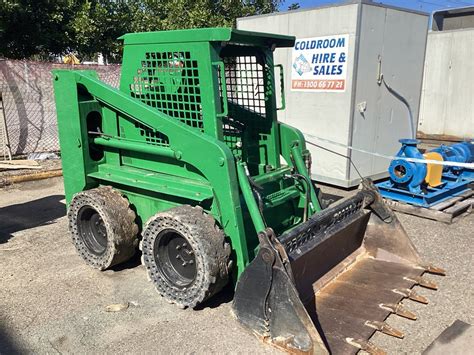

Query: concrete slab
[0,178,473,354]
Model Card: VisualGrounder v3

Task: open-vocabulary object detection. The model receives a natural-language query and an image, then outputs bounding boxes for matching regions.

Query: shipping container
[237,0,429,187]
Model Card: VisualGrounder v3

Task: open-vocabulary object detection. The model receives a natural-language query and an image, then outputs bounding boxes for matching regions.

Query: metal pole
[93,137,178,159]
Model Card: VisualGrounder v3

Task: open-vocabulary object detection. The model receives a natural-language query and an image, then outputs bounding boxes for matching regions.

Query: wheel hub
[155,229,197,288]
[174,241,195,267]
[77,205,108,256]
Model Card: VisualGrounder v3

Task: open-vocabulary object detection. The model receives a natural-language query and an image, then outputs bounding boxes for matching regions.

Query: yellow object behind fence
[63,54,80,65]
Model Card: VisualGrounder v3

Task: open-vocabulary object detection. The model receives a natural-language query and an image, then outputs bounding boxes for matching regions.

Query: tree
[126,0,283,31]
[71,0,135,63]
[0,0,77,59]
[0,0,284,61]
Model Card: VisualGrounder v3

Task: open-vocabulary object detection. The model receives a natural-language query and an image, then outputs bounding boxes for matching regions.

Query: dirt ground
[0,177,473,354]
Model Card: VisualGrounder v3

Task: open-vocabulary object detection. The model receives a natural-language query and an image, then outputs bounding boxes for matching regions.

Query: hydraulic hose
[290,144,321,212]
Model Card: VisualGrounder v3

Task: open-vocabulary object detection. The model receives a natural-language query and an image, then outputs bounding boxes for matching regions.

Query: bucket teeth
[420,264,446,276]
[393,288,429,304]
[404,276,438,290]
[346,338,386,355]
[365,320,404,339]
[380,303,417,320]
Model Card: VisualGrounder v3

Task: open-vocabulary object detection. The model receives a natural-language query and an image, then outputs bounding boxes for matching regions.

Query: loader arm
[279,122,321,211]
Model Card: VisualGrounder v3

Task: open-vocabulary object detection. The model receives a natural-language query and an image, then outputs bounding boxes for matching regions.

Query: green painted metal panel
[119,27,295,48]
[88,164,214,201]
[52,71,101,203]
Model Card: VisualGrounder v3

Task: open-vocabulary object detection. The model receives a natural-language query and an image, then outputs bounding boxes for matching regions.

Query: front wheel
[140,205,230,308]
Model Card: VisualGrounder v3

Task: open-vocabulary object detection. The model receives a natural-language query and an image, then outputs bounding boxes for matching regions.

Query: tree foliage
[0,0,77,59]
[71,1,136,62]
[0,0,283,62]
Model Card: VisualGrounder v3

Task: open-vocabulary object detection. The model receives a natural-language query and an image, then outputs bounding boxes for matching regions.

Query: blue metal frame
[443,171,474,182]
[377,175,471,207]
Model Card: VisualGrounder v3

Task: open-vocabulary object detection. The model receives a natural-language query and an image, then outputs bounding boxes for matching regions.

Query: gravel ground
[0,177,472,354]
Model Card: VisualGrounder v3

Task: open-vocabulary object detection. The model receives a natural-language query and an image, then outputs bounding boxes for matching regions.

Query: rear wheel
[141,205,230,308]
[68,186,138,270]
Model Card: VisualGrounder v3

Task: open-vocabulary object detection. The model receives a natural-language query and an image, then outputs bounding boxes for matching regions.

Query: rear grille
[223,56,266,116]
[218,54,270,155]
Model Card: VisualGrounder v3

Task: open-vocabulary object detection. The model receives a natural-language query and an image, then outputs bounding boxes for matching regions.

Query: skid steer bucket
[233,180,445,354]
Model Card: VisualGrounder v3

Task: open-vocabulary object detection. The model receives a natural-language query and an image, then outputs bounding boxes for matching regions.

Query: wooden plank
[0,159,41,170]
[431,191,474,211]
[385,199,453,223]
[430,196,463,211]
[0,159,39,166]
[0,169,62,187]
[383,188,473,223]
[0,165,42,170]
[457,190,474,198]
[444,199,474,216]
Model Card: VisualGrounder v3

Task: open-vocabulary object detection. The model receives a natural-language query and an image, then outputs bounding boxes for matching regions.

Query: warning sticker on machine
[291,34,349,92]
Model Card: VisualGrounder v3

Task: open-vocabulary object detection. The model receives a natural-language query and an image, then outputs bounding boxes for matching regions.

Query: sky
[281,0,474,14]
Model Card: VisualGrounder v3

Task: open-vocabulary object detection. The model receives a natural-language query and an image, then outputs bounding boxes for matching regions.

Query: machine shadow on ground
[0,323,21,354]
[0,194,65,243]
[108,248,235,309]
[195,282,235,310]
[109,251,143,271]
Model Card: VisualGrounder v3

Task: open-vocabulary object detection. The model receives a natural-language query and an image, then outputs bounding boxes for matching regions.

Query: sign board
[291,34,349,92]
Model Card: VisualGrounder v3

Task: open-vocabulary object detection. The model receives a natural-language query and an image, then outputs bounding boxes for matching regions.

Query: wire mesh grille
[222,117,245,154]
[130,51,203,144]
[220,55,268,154]
[223,56,266,116]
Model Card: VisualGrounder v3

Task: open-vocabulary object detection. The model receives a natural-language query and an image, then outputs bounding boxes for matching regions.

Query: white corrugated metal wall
[418,29,474,139]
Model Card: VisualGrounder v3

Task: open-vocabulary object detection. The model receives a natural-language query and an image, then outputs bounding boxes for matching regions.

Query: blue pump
[388,139,427,193]
[376,139,473,207]
[431,141,474,180]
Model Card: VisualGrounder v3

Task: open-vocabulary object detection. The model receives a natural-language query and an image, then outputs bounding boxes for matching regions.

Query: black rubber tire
[140,205,230,308]
[67,186,138,270]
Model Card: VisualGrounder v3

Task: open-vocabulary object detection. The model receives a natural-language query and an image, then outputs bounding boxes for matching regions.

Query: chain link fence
[0,60,121,156]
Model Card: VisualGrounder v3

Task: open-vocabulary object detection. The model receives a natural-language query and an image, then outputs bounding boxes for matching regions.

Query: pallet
[383,189,474,224]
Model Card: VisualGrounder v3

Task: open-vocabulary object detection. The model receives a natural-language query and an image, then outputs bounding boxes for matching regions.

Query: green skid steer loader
[53,28,444,354]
